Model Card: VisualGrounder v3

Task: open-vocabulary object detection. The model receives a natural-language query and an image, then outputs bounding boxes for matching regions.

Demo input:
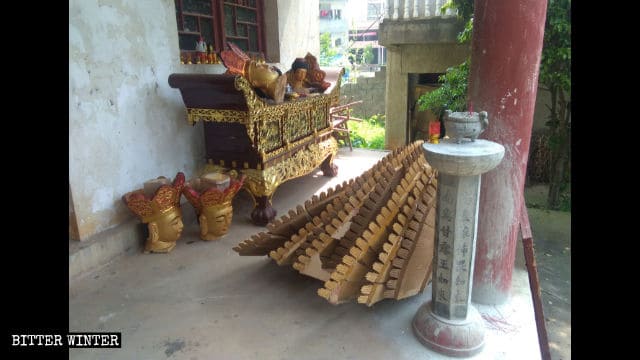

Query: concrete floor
[524,186,572,360]
[69,148,568,359]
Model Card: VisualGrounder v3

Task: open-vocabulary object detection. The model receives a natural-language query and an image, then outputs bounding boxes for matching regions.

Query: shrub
[348,114,386,150]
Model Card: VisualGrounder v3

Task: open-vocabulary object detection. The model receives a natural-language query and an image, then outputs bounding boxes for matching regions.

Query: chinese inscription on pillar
[433,175,480,319]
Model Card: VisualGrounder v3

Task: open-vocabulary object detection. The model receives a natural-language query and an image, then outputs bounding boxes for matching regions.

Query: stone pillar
[413,139,504,357]
[384,47,408,149]
[468,0,549,305]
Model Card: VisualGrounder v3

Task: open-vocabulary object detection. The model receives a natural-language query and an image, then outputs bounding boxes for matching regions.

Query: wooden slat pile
[233,141,437,306]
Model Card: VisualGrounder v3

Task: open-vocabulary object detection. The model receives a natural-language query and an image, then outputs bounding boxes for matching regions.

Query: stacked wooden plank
[233,141,437,306]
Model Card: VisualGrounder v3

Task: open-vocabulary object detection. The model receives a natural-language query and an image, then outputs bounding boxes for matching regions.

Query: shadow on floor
[525,184,571,360]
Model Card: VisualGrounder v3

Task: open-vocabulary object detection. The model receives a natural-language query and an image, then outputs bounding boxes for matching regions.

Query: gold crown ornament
[122,172,186,253]
[220,42,286,103]
[220,42,251,77]
[183,173,245,241]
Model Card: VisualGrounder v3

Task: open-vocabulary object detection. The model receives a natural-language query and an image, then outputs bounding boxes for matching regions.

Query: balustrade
[387,0,456,20]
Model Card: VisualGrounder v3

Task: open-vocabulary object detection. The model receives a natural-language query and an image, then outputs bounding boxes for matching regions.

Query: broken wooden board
[233,141,437,306]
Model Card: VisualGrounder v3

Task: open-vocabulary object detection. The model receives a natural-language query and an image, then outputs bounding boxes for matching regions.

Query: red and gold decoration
[122,172,185,253]
[428,121,441,144]
[183,172,245,241]
[220,42,287,103]
[304,52,331,92]
[168,64,345,225]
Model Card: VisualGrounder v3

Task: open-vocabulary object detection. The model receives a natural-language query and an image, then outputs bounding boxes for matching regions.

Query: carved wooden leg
[321,155,338,177]
[251,195,277,226]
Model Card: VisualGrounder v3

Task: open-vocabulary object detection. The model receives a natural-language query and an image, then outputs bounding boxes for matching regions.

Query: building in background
[319,0,349,64]
[378,0,465,148]
[319,0,387,68]
[345,0,386,67]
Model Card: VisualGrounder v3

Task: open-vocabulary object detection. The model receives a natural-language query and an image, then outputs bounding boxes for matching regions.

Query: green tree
[540,0,571,209]
[417,60,469,119]
[320,32,337,66]
[416,0,472,120]
[362,44,374,64]
[431,0,571,210]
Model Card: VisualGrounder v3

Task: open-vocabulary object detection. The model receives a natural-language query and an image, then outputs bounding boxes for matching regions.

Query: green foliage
[349,48,364,64]
[558,188,571,212]
[540,0,571,209]
[368,114,385,127]
[348,114,386,150]
[443,0,474,21]
[320,32,337,66]
[457,17,473,44]
[540,0,571,124]
[441,1,474,44]
[416,59,469,119]
[415,0,472,120]
[526,183,570,212]
[436,0,571,210]
[362,45,374,64]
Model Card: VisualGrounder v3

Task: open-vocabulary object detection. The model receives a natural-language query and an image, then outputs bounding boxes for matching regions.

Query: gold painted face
[155,208,184,243]
[145,207,183,253]
[200,203,233,240]
[293,68,307,82]
[247,61,280,89]
[245,61,286,102]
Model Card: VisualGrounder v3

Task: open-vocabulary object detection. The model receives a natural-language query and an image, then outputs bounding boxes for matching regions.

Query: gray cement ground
[69,148,570,359]
[524,186,571,360]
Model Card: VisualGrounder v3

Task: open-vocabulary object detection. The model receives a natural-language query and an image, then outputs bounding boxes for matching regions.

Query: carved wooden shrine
[234,141,437,306]
[169,68,345,225]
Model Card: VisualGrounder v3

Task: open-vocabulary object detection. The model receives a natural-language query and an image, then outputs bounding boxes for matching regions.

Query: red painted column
[468,0,548,304]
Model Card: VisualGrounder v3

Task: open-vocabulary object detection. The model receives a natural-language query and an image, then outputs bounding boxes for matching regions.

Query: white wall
[69,0,213,240]
[274,0,320,69]
[69,0,322,241]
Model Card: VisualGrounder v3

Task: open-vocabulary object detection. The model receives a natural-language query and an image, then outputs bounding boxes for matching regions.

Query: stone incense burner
[443,110,489,143]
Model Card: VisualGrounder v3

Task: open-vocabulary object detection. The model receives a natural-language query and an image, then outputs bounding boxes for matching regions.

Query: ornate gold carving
[186,108,249,125]
[123,173,185,224]
[183,175,244,241]
[263,130,333,163]
[185,71,341,165]
[241,137,338,198]
[234,75,267,111]
[259,116,282,154]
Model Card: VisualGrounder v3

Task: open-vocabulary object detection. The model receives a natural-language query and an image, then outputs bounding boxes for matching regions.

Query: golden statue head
[199,202,233,241]
[146,206,184,252]
[183,173,245,241]
[123,172,185,253]
[245,61,287,103]
[220,42,286,103]
[290,58,309,82]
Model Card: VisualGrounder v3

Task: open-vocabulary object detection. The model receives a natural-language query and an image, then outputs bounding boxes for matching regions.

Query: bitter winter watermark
[11,333,121,348]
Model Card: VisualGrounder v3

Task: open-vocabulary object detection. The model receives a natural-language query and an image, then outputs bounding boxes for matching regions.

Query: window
[320,6,341,20]
[319,3,332,19]
[175,0,265,59]
[367,2,381,20]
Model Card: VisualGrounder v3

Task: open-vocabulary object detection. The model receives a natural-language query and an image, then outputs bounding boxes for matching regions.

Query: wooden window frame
[175,0,266,59]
